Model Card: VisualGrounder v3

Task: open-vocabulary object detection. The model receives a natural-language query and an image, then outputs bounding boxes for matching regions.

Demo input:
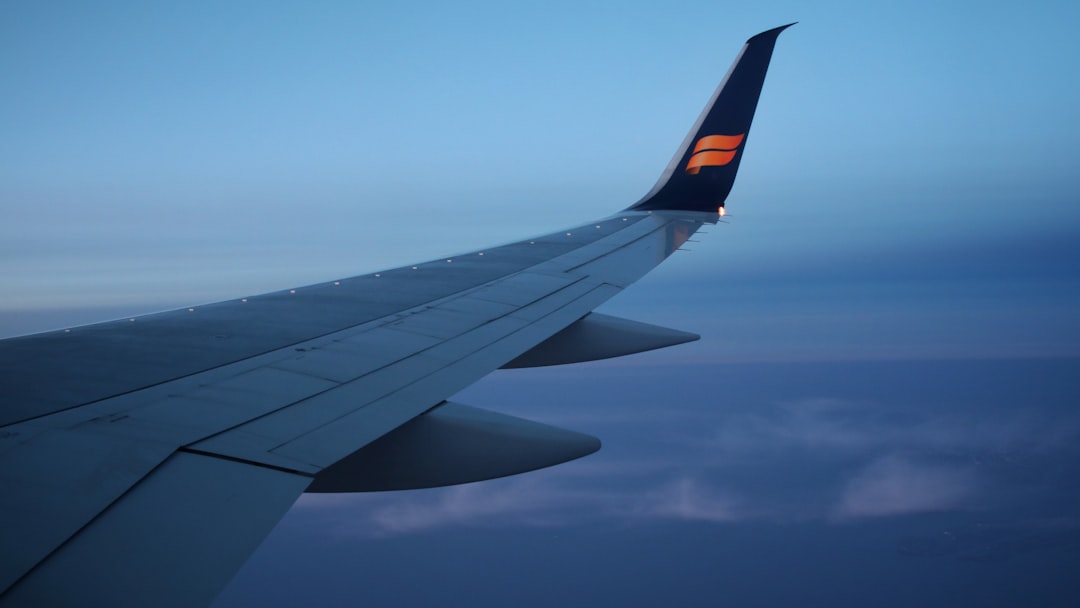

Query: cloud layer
[291,358,1080,541]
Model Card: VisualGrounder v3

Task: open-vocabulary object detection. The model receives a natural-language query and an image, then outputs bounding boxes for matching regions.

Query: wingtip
[628,25,792,213]
[747,22,797,43]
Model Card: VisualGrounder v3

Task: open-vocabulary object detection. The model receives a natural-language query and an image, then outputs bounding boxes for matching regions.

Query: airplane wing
[0,25,792,607]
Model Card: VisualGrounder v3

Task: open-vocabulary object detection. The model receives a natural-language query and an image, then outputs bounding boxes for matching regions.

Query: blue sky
[3,1,1080,606]
[4,0,1079,351]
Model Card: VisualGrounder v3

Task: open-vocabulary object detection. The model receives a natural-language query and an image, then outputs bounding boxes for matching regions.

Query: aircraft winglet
[630,23,794,213]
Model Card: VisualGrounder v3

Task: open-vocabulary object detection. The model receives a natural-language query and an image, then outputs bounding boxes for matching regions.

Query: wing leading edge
[0,26,791,607]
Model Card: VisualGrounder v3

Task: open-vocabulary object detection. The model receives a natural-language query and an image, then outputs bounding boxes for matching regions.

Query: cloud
[705,395,1072,463]
[831,455,978,520]
[296,473,748,537]
[297,474,615,537]
[631,477,741,523]
[365,478,606,535]
[713,397,877,451]
[293,365,1080,537]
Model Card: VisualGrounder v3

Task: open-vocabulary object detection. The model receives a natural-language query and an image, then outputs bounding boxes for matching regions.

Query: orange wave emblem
[685,133,745,174]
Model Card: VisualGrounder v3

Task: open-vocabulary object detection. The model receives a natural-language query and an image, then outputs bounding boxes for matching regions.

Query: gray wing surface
[0,26,790,607]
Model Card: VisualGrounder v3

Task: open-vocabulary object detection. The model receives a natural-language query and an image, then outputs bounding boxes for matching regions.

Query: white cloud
[365,478,604,535]
[296,473,747,537]
[296,473,615,538]
[705,395,1072,464]
[632,477,741,523]
[832,455,977,520]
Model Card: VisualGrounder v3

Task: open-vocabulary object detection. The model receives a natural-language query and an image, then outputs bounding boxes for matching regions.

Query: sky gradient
[3,1,1080,606]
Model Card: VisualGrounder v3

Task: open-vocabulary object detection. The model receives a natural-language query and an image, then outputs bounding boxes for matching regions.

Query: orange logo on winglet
[685,133,745,174]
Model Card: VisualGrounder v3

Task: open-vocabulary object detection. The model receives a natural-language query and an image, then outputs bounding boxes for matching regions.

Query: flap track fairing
[306,401,600,492]
[501,312,699,369]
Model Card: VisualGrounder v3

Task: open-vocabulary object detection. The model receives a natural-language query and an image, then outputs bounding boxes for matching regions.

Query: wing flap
[2,452,309,608]
[0,429,175,594]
